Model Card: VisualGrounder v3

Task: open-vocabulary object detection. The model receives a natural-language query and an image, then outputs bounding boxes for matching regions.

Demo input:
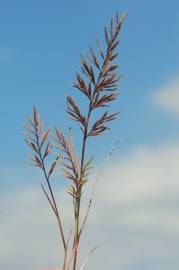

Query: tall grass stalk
[23,12,126,270]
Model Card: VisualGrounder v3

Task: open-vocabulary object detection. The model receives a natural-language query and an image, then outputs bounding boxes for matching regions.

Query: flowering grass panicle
[23,12,126,270]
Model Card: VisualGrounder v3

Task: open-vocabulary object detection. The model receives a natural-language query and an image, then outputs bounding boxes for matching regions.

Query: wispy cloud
[1,140,179,270]
[152,75,179,117]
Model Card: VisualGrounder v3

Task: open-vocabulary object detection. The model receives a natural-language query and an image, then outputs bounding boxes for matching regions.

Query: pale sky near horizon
[0,1,179,270]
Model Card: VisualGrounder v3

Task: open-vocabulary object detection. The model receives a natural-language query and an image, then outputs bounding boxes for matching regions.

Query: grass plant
[23,12,126,270]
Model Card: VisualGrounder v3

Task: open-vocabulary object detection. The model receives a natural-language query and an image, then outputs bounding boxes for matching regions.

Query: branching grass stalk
[23,12,126,270]
[35,125,66,250]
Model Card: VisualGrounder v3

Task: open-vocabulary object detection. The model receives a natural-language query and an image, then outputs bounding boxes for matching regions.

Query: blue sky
[0,0,179,166]
[0,1,179,270]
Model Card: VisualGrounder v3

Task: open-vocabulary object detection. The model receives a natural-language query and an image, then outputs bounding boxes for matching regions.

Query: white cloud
[152,76,179,117]
[1,141,179,270]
